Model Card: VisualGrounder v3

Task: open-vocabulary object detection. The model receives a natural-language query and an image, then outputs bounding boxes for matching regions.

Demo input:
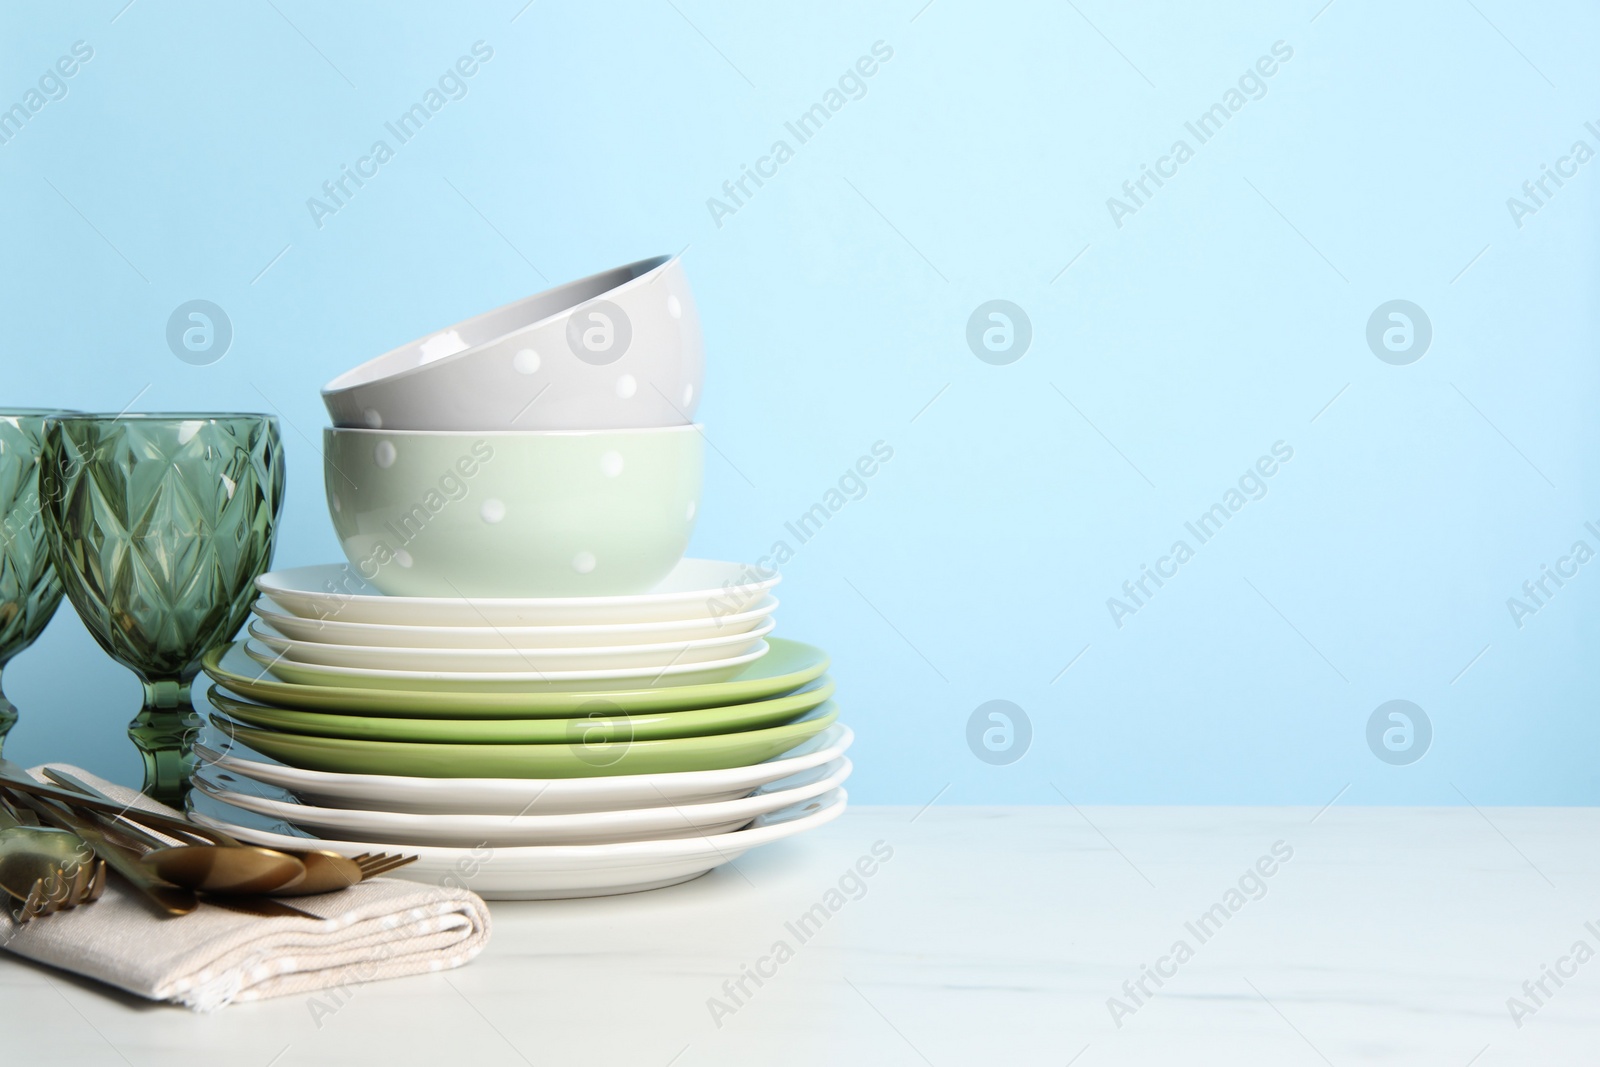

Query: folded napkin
[0,765,491,1011]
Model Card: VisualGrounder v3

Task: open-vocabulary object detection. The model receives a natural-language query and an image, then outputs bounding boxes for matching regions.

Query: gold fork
[266,851,417,896]
[14,858,106,923]
[2,794,107,923]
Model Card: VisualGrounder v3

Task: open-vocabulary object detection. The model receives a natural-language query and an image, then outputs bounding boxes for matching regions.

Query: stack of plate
[193,256,851,898]
[192,560,851,899]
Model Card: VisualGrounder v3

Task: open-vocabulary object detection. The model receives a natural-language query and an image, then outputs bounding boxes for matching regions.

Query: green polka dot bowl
[323,425,702,598]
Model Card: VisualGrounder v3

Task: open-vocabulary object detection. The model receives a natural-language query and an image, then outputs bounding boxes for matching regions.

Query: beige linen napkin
[0,765,491,1011]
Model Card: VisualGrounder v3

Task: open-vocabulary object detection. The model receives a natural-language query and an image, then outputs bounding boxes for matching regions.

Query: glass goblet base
[0,690,15,759]
[129,679,201,807]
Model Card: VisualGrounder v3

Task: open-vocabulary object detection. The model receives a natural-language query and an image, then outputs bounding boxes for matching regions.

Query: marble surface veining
[2,806,1597,1065]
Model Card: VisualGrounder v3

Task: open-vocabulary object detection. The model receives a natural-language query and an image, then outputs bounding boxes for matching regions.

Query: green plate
[206,703,840,778]
[206,677,834,743]
[201,638,829,717]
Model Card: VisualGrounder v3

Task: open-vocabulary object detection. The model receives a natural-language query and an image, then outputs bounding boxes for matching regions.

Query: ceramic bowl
[322,256,702,432]
[323,425,702,598]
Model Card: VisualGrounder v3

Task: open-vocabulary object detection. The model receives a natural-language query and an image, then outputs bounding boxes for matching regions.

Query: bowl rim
[322,254,679,396]
[44,411,277,423]
[322,423,703,439]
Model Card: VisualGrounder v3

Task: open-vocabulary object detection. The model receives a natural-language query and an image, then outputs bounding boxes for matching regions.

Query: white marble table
[2,806,1597,1065]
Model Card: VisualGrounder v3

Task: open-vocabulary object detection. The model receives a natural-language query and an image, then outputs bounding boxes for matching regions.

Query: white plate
[192,757,851,847]
[191,725,853,814]
[256,560,780,627]
[252,596,779,649]
[243,639,769,693]
[246,618,776,673]
[188,788,848,899]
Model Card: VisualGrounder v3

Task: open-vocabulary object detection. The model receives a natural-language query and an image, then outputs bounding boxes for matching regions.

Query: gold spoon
[40,768,368,897]
[83,813,307,896]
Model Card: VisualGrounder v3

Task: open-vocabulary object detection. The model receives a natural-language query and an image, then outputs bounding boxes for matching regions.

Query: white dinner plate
[243,639,769,693]
[188,787,848,899]
[256,560,780,627]
[190,725,854,814]
[192,757,851,847]
[246,618,776,673]
[252,595,779,650]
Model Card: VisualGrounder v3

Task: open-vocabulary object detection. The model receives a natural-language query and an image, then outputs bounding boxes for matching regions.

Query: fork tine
[37,871,65,915]
[63,860,91,910]
[44,869,75,914]
[352,858,397,878]
[84,859,106,903]
[353,852,405,873]
[354,864,404,882]
[33,874,64,917]
[15,857,115,919]
[18,877,46,922]
[357,856,418,878]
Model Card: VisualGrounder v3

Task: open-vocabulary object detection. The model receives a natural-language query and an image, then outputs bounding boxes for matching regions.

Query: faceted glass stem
[0,667,15,759]
[128,678,200,807]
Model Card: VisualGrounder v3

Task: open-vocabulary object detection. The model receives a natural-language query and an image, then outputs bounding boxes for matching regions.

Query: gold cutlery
[0,765,319,893]
[0,765,417,906]
[0,795,105,923]
[5,789,198,917]
[39,768,417,896]
[6,787,329,920]
[60,797,307,896]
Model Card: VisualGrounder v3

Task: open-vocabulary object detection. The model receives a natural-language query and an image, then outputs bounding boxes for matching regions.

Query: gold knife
[0,761,227,844]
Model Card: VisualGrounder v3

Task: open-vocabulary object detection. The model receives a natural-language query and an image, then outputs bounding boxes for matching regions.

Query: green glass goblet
[41,413,284,804]
[0,409,71,755]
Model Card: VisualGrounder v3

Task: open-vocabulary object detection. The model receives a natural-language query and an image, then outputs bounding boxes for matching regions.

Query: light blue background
[0,0,1594,805]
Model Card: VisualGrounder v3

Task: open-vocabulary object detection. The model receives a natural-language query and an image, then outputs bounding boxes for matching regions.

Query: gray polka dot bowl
[323,425,702,597]
[321,256,702,432]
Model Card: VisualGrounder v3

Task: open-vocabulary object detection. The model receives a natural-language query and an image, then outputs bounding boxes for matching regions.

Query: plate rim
[207,700,839,760]
[200,636,830,713]
[242,638,770,684]
[246,616,777,662]
[257,559,780,615]
[192,756,853,833]
[251,593,780,643]
[190,723,855,797]
[189,786,849,861]
[204,675,836,742]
